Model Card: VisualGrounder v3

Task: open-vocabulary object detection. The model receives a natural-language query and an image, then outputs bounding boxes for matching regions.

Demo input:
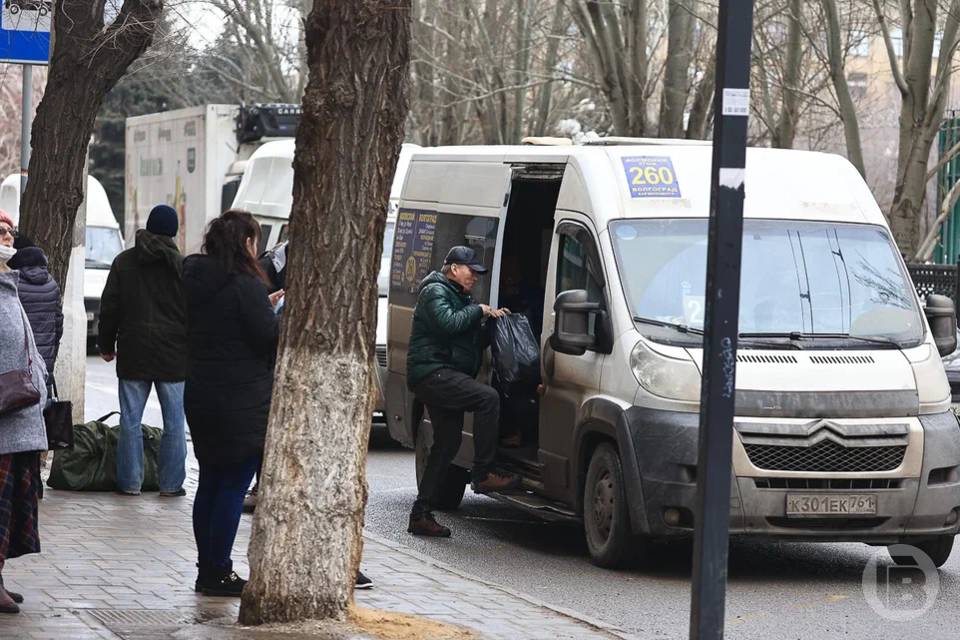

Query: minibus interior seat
[494,166,563,464]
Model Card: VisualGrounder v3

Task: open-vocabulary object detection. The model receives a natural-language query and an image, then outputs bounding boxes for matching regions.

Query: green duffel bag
[47,412,164,491]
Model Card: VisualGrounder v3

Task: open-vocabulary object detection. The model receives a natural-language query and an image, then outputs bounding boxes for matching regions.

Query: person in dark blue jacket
[9,236,63,385]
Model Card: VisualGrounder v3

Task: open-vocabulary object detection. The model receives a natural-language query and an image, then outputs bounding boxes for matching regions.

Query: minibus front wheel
[584,443,636,568]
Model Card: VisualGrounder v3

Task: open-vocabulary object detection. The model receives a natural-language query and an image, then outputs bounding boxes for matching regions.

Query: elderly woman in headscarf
[0,208,48,614]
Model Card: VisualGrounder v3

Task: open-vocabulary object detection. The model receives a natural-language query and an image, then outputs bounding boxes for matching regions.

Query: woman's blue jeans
[193,456,260,577]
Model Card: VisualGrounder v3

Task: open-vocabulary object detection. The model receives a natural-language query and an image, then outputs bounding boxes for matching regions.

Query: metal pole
[689,2,754,639]
[20,64,32,199]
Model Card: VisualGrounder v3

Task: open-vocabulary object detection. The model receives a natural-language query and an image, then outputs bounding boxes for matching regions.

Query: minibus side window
[389,209,499,307]
[557,231,604,303]
[556,227,605,339]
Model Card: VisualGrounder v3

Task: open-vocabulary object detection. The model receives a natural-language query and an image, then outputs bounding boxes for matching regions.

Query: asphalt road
[84,356,960,640]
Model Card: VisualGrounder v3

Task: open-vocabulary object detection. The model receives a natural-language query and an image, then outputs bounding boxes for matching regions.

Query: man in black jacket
[99,205,188,497]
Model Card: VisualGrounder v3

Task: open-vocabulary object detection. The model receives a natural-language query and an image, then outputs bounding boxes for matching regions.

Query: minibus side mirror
[551,289,601,356]
[925,294,958,357]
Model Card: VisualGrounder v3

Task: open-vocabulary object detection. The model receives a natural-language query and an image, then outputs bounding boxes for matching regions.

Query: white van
[232,141,419,419]
[385,140,960,568]
[1,174,123,346]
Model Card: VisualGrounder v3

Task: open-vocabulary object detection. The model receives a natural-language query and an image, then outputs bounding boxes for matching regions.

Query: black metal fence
[907,263,960,303]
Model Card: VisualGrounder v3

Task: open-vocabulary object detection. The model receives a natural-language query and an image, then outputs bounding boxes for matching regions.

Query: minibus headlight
[630,340,702,402]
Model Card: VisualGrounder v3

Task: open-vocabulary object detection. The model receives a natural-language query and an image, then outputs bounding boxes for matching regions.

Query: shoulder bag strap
[19,306,32,370]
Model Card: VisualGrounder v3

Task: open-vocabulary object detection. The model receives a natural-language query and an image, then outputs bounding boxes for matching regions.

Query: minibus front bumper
[619,407,960,542]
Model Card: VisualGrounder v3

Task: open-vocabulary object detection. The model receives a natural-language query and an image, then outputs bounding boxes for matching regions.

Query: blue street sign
[0,1,51,65]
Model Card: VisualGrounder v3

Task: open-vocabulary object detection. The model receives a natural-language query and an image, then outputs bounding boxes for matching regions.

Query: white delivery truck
[124,104,300,255]
[385,139,960,569]
[232,140,419,421]
[0,173,123,346]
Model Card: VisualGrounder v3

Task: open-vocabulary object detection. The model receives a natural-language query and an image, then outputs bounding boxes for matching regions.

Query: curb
[362,530,633,639]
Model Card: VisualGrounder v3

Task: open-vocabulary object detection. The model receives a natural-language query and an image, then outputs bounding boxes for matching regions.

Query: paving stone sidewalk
[1,460,624,640]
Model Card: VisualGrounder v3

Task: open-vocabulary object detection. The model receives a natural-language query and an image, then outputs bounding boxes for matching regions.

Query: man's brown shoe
[471,472,521,494]
[408,513,451,537]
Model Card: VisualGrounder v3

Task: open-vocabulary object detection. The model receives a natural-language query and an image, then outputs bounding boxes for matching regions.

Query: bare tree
[659,0,695,137]
[570,0,652,135]
[238,0,410,624]
[873,0,960,254]
[819,0,867,176]
[19,0,163,288]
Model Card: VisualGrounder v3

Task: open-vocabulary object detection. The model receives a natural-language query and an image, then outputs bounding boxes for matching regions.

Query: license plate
[785,493,877,516]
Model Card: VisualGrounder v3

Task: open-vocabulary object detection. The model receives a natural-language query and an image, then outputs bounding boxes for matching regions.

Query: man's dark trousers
[412,368,500,516]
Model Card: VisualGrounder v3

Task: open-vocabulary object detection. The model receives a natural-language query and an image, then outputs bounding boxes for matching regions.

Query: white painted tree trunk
[239,0,411,624]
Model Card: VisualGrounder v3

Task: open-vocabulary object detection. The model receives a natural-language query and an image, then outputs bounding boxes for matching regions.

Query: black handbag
[44,380,74,450]
[0,308,41,416]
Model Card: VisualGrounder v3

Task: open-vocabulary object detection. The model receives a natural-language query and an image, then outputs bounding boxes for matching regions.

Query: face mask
[0,245,16,263]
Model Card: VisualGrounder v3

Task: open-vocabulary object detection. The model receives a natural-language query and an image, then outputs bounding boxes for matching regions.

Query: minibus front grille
[744,440,907,472]
[753,477,903,490]
[375,345,387,368]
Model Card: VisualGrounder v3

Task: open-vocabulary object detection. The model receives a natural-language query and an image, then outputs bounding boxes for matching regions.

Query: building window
[851,31,871,57]
[848,72,868,100]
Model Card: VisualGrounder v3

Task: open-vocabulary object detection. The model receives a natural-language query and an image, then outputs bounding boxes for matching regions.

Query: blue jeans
[193,456,260,577]
[117,379,187,494]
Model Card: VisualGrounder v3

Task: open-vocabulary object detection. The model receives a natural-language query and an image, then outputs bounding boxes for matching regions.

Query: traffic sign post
[0,1,52,199]
[688,1,755,639]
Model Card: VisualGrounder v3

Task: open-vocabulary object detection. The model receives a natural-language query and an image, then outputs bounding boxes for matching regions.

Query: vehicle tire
[583,443,635,568]
[414,421,432,486]
[435,465,468,511]
[891,536,955,568]
[38,5,47,15]
[9,5,19,14]
[414,421,467,511]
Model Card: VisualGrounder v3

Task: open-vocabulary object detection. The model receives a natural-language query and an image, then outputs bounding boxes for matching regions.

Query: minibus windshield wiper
[738,331,901,348]
[632,316,704,335]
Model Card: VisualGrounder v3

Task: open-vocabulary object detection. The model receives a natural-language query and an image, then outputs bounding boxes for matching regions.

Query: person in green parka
[406,246,520,538]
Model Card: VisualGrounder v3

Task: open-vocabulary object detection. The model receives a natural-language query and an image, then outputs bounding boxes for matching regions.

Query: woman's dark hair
[203,209,268,283]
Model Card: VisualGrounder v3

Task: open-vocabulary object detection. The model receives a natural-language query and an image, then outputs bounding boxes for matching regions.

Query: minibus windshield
[85,226,123,269]
[610,219,924,348]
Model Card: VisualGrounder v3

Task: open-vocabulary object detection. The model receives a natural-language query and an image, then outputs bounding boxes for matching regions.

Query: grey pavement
[0,359,621,639]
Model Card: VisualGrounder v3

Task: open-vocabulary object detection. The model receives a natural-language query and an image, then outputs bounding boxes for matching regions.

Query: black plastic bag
[490,314,541,391]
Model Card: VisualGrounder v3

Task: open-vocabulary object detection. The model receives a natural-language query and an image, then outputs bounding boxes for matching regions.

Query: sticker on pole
[0,0,51,65]
[622,156,681,198]
[722,88,750,116]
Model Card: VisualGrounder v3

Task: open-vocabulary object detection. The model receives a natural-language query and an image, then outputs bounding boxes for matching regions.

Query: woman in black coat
[183,210,281,597]
[9,237,63,383]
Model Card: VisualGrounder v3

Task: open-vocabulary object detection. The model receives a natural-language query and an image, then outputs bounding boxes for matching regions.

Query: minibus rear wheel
[890,535,955,568]
[584,443,634,568]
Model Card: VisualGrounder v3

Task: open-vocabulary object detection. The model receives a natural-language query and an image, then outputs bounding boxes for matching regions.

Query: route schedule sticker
[621,156,681,198]
[390,209,437,293]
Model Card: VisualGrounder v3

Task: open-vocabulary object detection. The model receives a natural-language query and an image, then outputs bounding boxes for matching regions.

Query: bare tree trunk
[659,0,694,138]
[886,0,960,255]
[238,0,410,624]
[571,1,630,134]
[627,0,648,136]
[511,0,532,143]
[19,0,162,288]
[773,0,802,148]
[820,0,866,178]
[533,0,566,136]
[686,50,715,140]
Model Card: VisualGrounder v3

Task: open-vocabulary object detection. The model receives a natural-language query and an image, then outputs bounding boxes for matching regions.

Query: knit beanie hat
[0,208,13,229]
[13,234,35,250]
[146,204,179,238]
